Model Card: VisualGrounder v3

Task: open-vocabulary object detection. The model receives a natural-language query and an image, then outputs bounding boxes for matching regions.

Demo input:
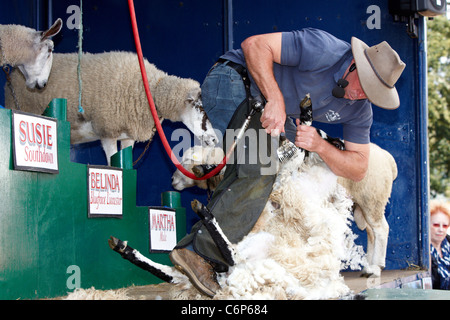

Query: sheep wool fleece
[176,98,277,271]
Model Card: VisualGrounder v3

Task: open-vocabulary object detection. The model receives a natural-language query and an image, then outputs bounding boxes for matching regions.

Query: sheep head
[172,145,225,191]
[2,18,62,89]
[182,86,219,147]
[154,76,219,147]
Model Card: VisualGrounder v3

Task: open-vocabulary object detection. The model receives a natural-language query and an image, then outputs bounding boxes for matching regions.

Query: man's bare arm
[241,33,286,135]
[295,122,370,181]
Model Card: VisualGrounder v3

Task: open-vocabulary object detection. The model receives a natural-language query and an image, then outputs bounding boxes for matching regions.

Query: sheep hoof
[192,165,205,178]
[360,265,381,278]
[108,236,128,253]
[191,199,202,214]
[192,164,219,178]
[191,199,213,224]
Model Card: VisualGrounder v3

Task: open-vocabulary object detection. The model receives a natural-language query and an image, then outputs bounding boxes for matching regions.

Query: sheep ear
[41,18,63,40]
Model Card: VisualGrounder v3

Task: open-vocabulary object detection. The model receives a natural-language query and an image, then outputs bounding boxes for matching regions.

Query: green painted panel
[0,105,176,299]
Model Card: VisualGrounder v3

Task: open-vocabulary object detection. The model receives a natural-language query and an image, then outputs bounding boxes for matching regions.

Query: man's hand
[294,119,323,152]
[260,100,286,135]
[241,33,285,136]
[295,119,370,181]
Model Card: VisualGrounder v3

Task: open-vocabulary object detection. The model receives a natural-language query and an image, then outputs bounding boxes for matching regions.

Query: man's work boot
[169,248,220,297]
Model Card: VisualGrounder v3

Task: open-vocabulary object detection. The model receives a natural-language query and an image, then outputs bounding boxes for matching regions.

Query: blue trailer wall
[0,0,429,271]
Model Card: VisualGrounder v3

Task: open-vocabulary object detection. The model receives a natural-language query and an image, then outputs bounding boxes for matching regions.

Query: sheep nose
[204,135,218,147]
[35,82,47,90]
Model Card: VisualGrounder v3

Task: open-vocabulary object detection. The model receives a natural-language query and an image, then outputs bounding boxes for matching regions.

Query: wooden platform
[72,269,430,300]
[342,270,431,293]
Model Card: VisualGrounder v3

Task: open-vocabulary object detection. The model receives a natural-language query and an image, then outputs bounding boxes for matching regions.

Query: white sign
[12,111,58,173]
[149,207,177,252]
[88,166,123,218]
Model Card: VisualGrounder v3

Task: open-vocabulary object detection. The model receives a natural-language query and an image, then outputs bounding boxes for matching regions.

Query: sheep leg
[353,204,367,230]
[191,200,236,266]
[101,138,118,166]
[120,139,135,150]
[108,236,187,284]
[355,205,377,277]
[371,217,389,269]
[361,216,388,278]
[361,224,376,277]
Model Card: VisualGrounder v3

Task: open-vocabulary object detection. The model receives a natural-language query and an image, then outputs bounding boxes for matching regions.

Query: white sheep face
[18,41,54,89]
[181,90,219,147]
[171,145,225,191]
[171,147,206,191]
[17,19,62,89]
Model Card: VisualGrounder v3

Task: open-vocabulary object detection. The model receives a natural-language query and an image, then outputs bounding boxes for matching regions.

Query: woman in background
[430,200,450,289]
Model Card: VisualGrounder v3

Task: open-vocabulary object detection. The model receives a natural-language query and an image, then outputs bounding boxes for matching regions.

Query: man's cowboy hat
[351,37,406,110]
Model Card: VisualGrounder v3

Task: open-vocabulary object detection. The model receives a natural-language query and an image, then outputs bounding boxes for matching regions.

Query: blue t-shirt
[221,28,372,144]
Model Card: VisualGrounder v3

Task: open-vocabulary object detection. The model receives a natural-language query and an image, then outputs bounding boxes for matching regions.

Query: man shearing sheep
[170,28,405,297]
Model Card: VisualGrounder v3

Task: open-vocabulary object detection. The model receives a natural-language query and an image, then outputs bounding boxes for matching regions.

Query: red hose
[127,0,227,180]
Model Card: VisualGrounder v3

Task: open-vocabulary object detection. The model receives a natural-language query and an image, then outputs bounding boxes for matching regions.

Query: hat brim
[351,37,400,110]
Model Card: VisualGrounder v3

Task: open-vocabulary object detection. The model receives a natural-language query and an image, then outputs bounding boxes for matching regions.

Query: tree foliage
[427,15,450,198]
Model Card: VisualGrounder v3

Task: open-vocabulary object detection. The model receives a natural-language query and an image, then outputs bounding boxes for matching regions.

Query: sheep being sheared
[214,153,366,299]
[336,144,396,277]
[109,150,367,300]
[172,142,397,278]
[5,51,218,165]
[172,145,225,191]
[0,19,62,89]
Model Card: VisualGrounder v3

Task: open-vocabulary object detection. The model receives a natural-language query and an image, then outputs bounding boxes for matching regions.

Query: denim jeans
[201,62,248,136]
[202,62,297,142]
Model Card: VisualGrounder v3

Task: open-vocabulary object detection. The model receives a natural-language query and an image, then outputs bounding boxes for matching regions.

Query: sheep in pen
[5,51,218,165]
